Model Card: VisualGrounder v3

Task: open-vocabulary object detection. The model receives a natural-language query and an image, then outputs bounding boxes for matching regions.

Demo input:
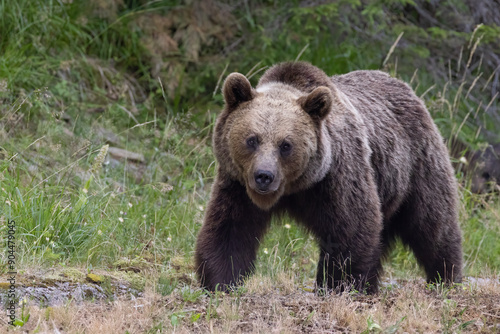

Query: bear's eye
[482,172,490,180]
[280,141,292,157]
[246,136,258,150]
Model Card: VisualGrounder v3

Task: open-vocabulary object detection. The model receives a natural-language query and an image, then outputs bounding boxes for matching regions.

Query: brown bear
[451,140,500,194]
[467,143,500,193]
[195,61,463,293]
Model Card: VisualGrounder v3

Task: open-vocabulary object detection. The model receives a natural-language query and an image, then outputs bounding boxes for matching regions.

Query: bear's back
[331,71,436,138]
[331,71,447,219]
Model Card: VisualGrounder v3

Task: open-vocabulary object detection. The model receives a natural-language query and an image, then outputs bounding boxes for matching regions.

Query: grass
[1,73,499,331]
[1,269,498,333]
[1,0,500,332]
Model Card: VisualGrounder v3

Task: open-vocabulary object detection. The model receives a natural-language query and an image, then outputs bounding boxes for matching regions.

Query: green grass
[0,0,499,300]
[0,115,212,268]
[1,2,500,333]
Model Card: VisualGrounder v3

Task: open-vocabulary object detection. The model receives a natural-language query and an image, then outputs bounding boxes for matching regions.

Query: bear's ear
[223,73,255,110]
[298,86,333,120]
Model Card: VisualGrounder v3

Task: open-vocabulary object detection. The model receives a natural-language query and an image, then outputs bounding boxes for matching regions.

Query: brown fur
[468,143,500,193]
[195,62,463,293]
[451,139,500,193]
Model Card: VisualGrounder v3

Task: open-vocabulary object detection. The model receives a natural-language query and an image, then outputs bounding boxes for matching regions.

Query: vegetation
[0,0,499,332]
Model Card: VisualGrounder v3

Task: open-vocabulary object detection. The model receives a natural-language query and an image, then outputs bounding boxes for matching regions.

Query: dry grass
[2,271,499,333]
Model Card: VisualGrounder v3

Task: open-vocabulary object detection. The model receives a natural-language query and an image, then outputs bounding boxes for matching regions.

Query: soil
[0,268,498,333]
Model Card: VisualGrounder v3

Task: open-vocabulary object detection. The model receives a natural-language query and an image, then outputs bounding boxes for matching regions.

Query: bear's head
[214,64,341,210]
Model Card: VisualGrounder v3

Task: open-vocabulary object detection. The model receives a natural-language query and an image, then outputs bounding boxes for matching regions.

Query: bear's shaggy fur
[195,62,462,293]
[451,140,500,193]
[467,143,500,193]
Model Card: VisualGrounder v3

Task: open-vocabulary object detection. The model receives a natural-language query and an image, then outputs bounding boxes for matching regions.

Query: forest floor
[1,266,499,333]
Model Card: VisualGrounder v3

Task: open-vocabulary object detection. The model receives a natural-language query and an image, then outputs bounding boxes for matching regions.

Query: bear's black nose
[254,170,274,191]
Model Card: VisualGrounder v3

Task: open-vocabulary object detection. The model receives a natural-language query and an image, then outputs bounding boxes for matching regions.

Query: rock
[62,127,74,137]
[87,107,105,113]
[108,147,145,163]
[96,127,120,145]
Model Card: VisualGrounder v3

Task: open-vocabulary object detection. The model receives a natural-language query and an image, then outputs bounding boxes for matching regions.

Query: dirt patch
[0,271,498,333]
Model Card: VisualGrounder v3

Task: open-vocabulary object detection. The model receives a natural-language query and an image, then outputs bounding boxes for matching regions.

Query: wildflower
[284,224,291,229]
[158,183,173,193]
[90,144,109,173]
[0,79,7,92]
[120,211,124,215]
[98,230,102,235]
[82,188,88,194]
[5,200,10,206]
[263,248,268,254]
[459,156,467,164]
[128,202,133,208]
[142,214,147,218]
[118,217,124,223]
[46,237,49,242]
[51,143,61,152]
[167,237,172,242]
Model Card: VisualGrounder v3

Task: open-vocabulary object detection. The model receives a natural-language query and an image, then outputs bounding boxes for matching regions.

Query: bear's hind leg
[315,245,382,294]
[397,178,463,284]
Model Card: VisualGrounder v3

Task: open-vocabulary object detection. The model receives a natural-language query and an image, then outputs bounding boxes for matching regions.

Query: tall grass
[1,3,499,333]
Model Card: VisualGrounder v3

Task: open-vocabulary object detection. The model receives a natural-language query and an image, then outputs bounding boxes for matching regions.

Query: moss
[113,257,152,272]
[0,282,11,290]
[86,273,105,284]
[61,268,86,282]
[118,271,146,292]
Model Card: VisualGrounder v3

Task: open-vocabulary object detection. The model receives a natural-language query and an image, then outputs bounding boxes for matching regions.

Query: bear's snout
[254,170,275,192]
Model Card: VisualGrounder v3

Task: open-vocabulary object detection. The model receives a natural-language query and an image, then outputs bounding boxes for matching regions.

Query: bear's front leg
[195,174,271,291]
[316,234,382,294]
[292,172,384,294]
